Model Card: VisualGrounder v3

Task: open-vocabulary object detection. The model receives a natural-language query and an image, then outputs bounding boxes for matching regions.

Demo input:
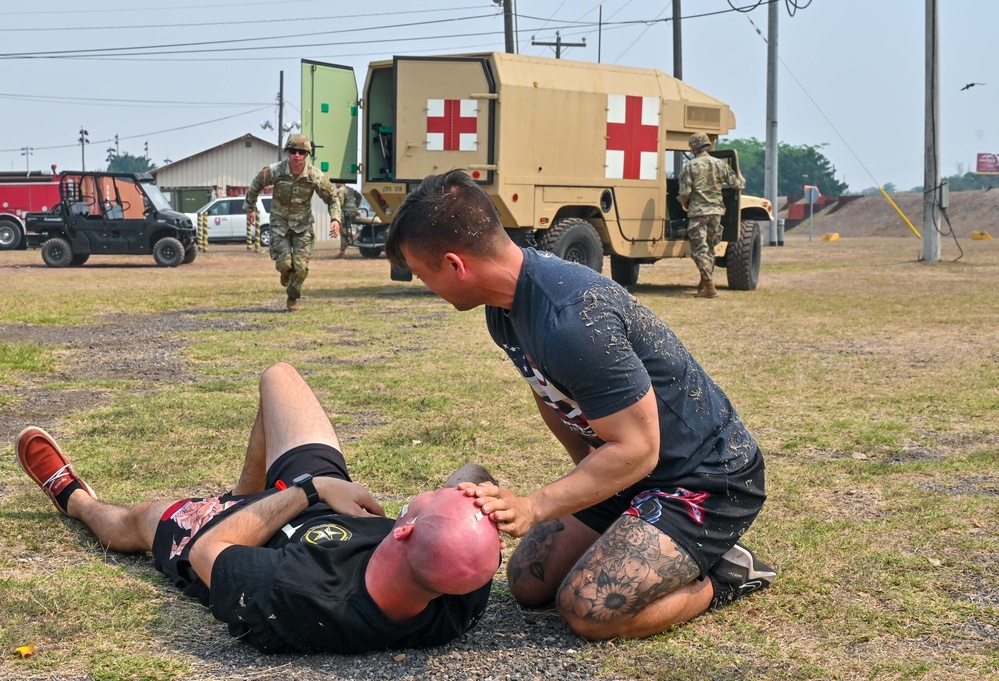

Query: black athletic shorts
[573,449,766,579]
[150,443,350,604]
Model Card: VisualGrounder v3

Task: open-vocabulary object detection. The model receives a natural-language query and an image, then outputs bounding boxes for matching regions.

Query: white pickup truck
[186,195,272,245]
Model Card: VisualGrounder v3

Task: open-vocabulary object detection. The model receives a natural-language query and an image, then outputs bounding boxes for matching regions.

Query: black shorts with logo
[150,443,350,604]
[573,449,766,578]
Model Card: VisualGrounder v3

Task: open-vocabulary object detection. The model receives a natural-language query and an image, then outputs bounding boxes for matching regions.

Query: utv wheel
[0,218,22,250]
[259,227,272,248]
[153,236,184,267]
[71,253,90,266]
[725,220,761,291]
[359,246,382,259]
[610,255,640,288]
[41,237,73,268]
[538,217,604,273]
[182,246,198,264]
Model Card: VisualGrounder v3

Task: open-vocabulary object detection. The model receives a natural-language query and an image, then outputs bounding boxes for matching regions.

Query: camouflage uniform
[244,160,342,300]
[336,185,363,254]
[677,154,745,280]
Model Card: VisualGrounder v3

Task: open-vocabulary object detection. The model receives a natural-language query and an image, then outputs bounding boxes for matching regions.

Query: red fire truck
[0,167,62,250]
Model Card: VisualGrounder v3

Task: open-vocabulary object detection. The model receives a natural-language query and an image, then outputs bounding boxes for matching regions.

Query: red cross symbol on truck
[426,99,478,151]
[605,94,660,180]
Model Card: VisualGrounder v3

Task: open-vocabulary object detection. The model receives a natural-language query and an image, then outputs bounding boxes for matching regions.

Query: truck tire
[725,220,761,291]
[153,236,184,267]
[0,218,23,250]
[71,253,90,266]
[41,238,73,268]
[359,246,382,259]
[610,255,640,288]
[538,217,604,273]
[182,246,198,264]
[259,227,271,248]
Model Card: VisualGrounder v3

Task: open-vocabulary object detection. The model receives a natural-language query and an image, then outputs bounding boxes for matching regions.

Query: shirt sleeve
[313,170,342,222]
[243,167,272,212]
[677,165,692,201]
[539,294,652,421]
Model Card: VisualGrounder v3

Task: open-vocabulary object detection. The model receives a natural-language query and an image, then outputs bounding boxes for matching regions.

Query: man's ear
[443,252,467,278]
[392,524,415,540]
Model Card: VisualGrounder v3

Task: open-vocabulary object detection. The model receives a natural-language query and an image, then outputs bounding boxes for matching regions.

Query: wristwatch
[292,473,320,507]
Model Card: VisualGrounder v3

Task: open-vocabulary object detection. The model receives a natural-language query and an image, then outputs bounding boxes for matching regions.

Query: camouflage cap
[689,132,712,151]
[285,133,312,153]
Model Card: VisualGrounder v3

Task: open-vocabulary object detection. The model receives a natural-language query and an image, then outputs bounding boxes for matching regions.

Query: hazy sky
[1,0,994,193]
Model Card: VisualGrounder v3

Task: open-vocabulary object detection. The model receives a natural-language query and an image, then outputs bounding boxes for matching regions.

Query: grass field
[1,236,996,680]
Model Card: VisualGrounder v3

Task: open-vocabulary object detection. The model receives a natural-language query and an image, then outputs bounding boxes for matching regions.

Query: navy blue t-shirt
[485,248,757,485]
[209,511,491,654]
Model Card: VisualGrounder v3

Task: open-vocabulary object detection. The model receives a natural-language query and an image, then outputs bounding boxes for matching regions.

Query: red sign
[977,153,999,174]
[426,99,477,152]
[606,95,659,180]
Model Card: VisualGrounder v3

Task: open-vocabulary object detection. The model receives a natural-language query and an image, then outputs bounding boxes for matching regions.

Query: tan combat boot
[697,279,718,299]
[287,296,301,312]
[333,249,346,260]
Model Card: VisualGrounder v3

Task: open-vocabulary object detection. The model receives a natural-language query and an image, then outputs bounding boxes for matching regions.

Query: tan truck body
[302,52,772,288]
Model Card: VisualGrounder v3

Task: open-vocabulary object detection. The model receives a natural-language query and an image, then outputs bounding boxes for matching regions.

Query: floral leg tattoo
[558,515,700,623]
[508,519,566,587]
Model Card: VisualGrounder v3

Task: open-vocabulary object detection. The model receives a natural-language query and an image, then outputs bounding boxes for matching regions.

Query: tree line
[716,137,997,197]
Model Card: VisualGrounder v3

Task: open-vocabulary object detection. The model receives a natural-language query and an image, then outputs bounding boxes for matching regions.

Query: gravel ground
[0,310,611,681]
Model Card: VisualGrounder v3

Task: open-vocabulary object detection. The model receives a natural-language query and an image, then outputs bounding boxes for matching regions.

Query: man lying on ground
[17,361,501,654]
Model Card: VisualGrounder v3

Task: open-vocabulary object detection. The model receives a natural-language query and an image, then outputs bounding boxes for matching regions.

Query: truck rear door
[301,59,358,182]
[393,56,496,184]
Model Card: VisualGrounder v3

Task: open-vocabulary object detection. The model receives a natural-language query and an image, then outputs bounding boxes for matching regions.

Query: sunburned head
[385,170,510,275]
[392,487,501,595]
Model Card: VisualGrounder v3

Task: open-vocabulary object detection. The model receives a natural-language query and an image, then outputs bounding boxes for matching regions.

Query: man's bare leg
[231,362,342,494]
[555,514,712,640]
[506,514,600,607]
[67,495,175,554]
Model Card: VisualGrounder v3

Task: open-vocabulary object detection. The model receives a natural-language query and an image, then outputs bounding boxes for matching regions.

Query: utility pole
[115,134,120,156]
[502,0,515,53]
[20,146,33,173]
[922,0,941,262]
[532,31,585,59]
[763,1,779,246]
[277,70,285,160]
[144,141,149,159]
[598,5,602,63]
[78,127,89,171]
[672,0,683,179]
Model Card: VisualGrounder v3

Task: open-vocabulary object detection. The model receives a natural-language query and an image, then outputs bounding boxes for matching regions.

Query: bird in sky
[960,82,985,91]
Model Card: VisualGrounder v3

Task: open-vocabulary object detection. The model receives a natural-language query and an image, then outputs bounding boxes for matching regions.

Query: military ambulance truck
[301,53,773,289]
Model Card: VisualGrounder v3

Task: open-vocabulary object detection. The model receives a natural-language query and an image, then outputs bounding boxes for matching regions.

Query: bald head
[394,487,501,594]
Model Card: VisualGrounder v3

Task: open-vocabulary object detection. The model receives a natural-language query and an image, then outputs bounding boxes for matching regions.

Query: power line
[0,5,487,32]
[0,13,499,59]
[0,92,270,108]
[0,106,271,153]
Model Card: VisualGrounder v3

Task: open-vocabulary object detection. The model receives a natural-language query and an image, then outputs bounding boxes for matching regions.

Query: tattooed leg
[556,515,713,640]
[507,515,598,607]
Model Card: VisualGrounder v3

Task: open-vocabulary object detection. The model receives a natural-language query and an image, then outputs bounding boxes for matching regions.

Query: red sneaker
[17,426,96,516]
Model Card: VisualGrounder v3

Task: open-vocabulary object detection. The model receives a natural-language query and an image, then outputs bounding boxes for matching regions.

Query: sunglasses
[287,148,309,156]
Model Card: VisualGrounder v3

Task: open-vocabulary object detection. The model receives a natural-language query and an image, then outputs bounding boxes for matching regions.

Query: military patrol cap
[689,132,712,151]
[285,133,312,154]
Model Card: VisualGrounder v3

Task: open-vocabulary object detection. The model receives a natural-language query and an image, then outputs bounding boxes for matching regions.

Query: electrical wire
[0,106,271,153]
[0,5,486,32]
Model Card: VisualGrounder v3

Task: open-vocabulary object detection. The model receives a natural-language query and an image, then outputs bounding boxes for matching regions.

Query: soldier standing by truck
[677,132,746,299]
[333,183,362,260]
[245,134,342,311]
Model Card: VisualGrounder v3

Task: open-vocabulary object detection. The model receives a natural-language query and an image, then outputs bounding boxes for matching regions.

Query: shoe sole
[720,543,777,582]
[16,426,96,514]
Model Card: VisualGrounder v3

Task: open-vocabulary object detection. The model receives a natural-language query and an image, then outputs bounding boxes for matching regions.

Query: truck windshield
[141,181,173,212]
